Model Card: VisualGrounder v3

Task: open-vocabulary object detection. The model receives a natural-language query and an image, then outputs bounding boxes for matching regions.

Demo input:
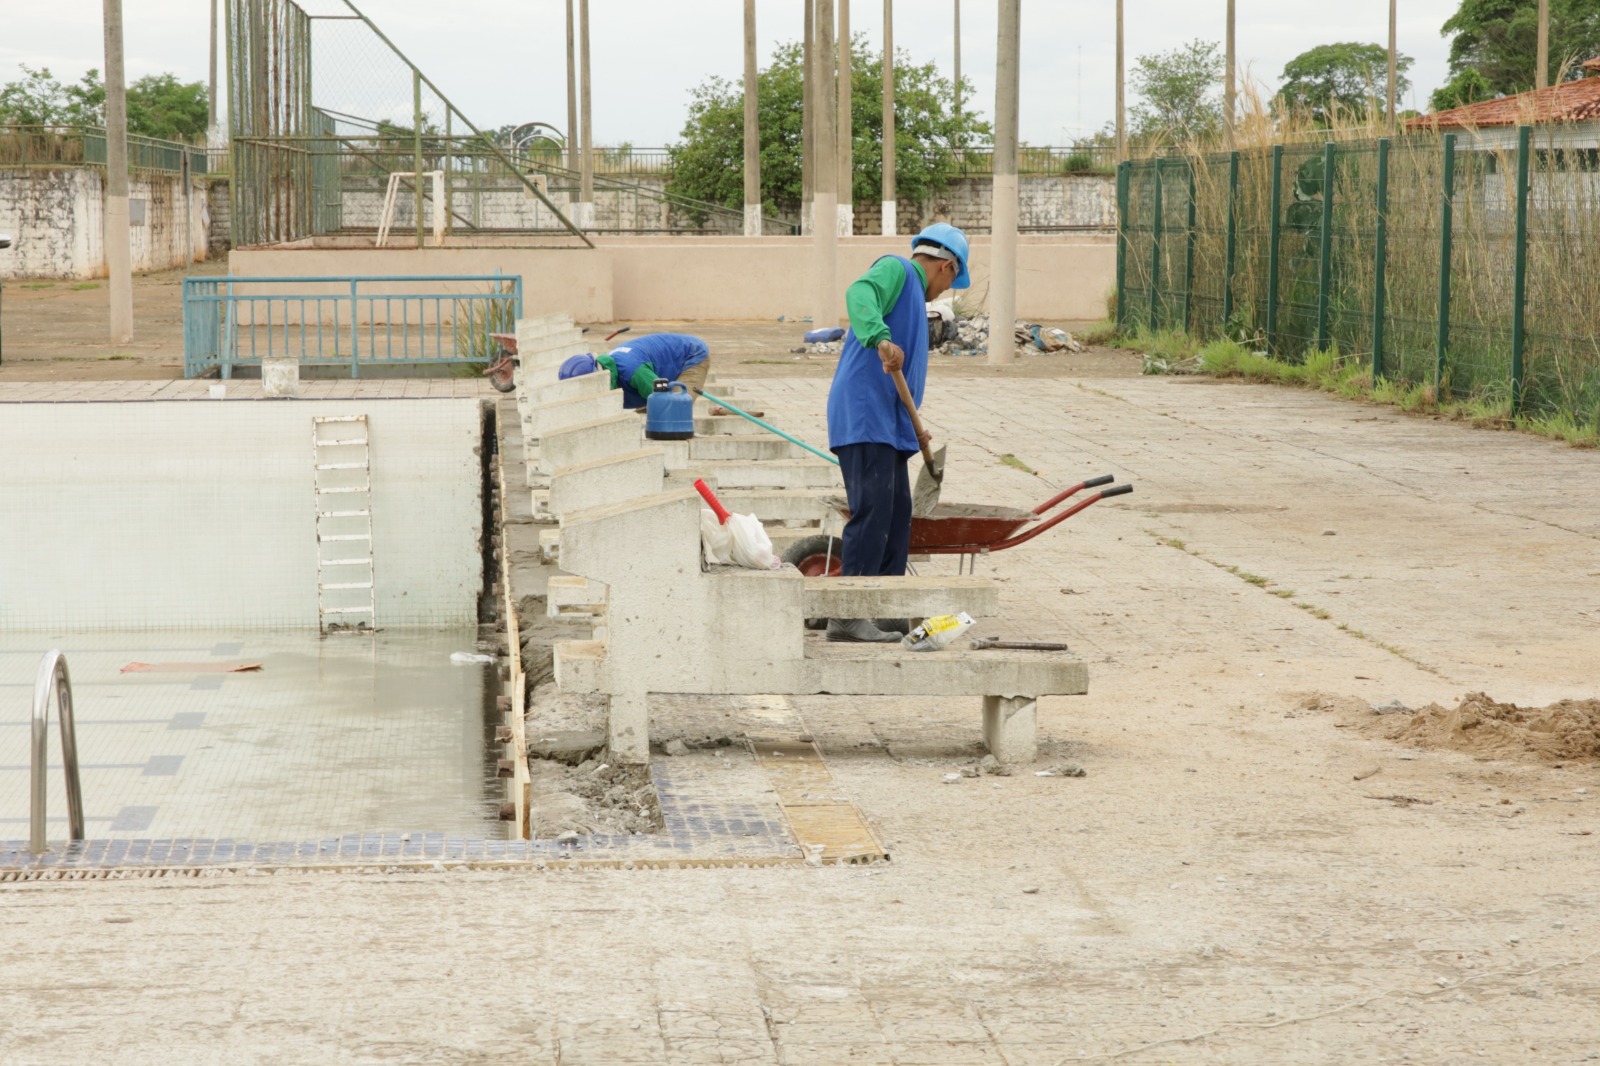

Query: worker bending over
[559,332,711,408]
[823,222,970,643]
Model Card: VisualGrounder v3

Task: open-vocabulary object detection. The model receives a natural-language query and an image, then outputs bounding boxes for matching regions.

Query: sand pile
[1387,692,1600,763]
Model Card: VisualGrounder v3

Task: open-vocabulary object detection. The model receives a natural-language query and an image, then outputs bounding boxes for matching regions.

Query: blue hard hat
[911,222,971,289]
[558,353,598,379]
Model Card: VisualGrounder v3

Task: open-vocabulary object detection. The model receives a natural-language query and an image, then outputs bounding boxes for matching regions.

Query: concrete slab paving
[4,370,1599,1064]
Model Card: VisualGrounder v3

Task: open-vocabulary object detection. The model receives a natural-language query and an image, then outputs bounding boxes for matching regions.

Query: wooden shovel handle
[890,368,938,471]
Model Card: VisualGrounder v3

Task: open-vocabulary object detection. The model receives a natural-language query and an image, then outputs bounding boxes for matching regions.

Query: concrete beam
[801,575,1001,619]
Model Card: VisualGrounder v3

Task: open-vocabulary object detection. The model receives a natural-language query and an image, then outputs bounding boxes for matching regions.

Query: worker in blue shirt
[824,222,970,643]
[558,332,711,409]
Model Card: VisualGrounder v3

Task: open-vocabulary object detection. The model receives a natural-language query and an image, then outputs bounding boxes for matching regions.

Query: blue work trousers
[836,442,912,578]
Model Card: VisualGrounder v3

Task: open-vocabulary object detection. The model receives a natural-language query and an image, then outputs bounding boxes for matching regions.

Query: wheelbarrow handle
[1101,484,1134,499]
[1032,474,1118,516]
[982,482,1134,553]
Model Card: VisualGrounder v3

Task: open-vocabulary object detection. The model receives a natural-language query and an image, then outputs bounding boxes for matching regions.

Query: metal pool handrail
[30,650,84,855]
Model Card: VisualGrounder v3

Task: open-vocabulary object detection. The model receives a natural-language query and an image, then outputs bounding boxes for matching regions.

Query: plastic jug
[645,380,695,440]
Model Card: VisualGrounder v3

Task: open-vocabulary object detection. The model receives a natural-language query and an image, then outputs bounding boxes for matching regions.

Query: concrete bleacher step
[689,437,802,462]
[713,488,834,524]
[801,575,1000,620]
[526,392,623,436]
[666,460,841,490]
[694,415,766,436]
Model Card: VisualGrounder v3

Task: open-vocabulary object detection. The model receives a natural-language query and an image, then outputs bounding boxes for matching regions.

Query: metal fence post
[1222,150,1239,327]
[1148,162,1164,333]
[1315,142,1336,352]
[1182,158,1197,331]
[350,279,361,378]
[1371,137,1390,380]
[1115,161,1129,331]
[1435,132,1456,395]
[1265,145,1283,353]
[1510,124,1531,415]
[413,69,425,249]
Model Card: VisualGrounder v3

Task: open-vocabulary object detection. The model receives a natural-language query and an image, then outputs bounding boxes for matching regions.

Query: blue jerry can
[645,380,695,440]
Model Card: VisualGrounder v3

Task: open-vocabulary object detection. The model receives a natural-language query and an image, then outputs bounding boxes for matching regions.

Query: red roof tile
[1408,75,1600,130]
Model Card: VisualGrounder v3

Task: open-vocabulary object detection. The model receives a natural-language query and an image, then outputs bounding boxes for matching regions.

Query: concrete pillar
[802,0,815,235]
[953,0,961,119]
[1115,0,1126,163]
[1386,0,1398,135]
[812,0,838,327]
[982,694,1037,763]
[208,0,218,133]
[608,692,650,764]
[743,0,762,236]
[1224,0,1235,148]
[881,0,896,235]
[1537,0,1550,90]
[103,0,133,344]
[577,0,594,228]
[566,0,579,172]
[988,0,1020,366]
[836,0,853,236]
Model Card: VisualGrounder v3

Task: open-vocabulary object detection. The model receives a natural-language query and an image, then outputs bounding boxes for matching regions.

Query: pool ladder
[30,650,85,855]
[313,414,377,632]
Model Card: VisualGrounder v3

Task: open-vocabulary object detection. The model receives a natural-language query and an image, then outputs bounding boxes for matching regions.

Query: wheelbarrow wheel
[782,534,844,630]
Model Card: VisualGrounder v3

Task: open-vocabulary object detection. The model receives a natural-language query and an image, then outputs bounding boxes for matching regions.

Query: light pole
[1536,0,1550,90]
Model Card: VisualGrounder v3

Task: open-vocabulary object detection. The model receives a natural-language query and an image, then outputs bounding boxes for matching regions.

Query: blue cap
[558,354,598,379]
[911,222,971,289]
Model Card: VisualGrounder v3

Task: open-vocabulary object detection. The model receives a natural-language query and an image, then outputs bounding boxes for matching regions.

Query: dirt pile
[1387,692,1600,763]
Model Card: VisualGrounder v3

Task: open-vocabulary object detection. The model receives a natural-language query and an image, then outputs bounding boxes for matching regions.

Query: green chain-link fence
[1117,128,1600,423]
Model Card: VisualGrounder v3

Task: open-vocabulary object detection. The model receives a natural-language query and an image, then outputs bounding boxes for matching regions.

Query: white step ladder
[313,415,376,633]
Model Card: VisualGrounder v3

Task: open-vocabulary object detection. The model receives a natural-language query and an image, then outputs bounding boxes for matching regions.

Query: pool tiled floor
[1,629,506,848]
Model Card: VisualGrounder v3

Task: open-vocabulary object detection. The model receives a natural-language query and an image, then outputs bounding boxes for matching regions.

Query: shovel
[891,369,945,516]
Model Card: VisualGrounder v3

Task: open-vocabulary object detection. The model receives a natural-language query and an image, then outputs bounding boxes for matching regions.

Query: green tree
[1440,0,1600,96]
[0,65,103,126]
[665,37,989,219]
[1129,39,1223,144]
[1429,66,1494,110]
[0,66,206,140]
[1278,42,1414,124]
[126,74,208,141]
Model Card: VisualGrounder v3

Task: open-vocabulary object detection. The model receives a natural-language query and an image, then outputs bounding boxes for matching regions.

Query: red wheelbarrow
[781,474,1133,577]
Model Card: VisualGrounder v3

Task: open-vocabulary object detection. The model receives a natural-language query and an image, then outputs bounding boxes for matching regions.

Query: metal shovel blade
[911,445,946,516]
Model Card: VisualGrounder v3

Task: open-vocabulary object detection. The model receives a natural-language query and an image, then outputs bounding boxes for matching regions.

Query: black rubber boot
[826,618,901,643]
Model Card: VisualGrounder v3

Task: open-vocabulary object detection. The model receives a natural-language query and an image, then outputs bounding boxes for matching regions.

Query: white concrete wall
[0,398,484,630]
[228,234,1117,322]
[0,168,207,279]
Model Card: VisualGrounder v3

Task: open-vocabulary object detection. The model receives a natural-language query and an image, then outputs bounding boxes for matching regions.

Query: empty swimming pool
[1,387,509,861]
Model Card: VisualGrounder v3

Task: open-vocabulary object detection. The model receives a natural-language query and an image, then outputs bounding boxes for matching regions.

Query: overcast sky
[3,0,1462,143]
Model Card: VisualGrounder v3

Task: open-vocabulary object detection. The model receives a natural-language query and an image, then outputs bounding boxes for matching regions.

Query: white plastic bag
[694,478,781,570]
[699,508,780,569]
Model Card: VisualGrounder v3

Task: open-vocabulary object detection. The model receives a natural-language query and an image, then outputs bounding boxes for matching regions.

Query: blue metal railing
[182,273,523,378]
